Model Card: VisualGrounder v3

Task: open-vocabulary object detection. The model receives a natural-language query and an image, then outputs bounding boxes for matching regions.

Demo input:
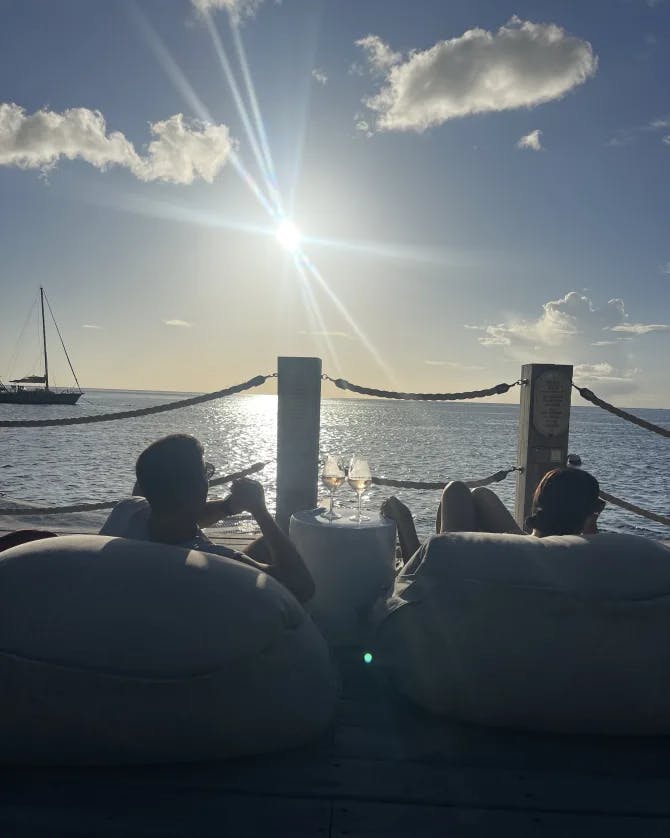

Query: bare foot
[381,495,413,526]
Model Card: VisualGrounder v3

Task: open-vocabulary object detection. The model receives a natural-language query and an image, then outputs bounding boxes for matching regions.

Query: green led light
[363,652,373,664]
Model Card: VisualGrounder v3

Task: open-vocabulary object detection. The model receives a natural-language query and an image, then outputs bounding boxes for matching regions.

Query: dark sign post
[515,364,573,530]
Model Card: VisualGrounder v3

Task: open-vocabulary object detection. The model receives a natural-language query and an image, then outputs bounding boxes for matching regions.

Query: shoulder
[99,497,150,537]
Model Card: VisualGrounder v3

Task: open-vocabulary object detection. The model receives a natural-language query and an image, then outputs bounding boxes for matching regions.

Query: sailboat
[0,288,83,405]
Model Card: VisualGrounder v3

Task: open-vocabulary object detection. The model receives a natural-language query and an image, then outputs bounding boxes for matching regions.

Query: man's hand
[228,478,268,517]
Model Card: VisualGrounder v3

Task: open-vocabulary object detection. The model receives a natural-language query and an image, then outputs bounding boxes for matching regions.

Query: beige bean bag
[375,532,670,734]
[0,535,336,765]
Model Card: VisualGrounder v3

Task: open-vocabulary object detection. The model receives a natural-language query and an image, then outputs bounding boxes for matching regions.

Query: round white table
[289,508,397,645]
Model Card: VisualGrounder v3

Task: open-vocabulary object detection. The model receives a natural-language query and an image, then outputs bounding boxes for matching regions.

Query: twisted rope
[0,375,272,429]
[573,385,670,439]
[371,466,520,491]
[324,375,518,402]
[600,491,670,529]
[0,461,269,516]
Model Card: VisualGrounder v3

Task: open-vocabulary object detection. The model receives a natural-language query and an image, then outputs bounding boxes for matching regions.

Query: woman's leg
[471,487,523,534]
[381,496,421,562]
[437,481,477,533]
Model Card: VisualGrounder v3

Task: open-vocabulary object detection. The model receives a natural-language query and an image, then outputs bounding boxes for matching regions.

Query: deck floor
[3,530,670,835]
[3,644,670,836]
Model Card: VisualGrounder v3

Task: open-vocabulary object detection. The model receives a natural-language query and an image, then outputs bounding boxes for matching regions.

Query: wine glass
[321,454,345,520]
[348,456,372,523]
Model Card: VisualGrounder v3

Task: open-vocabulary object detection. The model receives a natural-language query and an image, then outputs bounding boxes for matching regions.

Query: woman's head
[526,468,604,536]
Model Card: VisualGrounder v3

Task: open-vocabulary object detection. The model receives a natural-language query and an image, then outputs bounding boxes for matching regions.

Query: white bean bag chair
[375,532,670,735]
[0,535,337,765]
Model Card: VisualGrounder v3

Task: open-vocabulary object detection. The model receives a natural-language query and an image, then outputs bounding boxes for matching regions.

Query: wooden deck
[3,530,670,835]
[3,643,670,835]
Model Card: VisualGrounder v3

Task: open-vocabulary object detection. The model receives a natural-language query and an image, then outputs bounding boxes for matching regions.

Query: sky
[0,0,668,406]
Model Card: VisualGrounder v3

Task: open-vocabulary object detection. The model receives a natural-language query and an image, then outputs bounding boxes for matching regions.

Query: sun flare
[275,219,302,253]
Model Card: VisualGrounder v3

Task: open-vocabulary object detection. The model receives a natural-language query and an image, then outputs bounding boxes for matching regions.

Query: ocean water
[1,390,668,541]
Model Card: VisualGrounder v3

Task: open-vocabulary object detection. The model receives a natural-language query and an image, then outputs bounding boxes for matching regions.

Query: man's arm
[198,497,235,528]
[227,479,315,603]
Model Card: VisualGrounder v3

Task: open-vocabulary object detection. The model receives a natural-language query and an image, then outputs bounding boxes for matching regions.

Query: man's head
[135,434,208,519]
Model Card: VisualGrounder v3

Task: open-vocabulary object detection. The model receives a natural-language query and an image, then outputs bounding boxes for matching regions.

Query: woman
[382,467,605,563]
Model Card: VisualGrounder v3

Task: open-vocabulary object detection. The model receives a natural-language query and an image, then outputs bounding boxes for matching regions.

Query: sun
[275,219,302,253]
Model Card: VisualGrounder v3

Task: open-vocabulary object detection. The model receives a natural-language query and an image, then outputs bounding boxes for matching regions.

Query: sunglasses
[204,461,215,480]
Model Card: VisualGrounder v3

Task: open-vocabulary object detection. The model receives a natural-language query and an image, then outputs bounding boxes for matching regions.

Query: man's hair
[526,467,602,535]
[135,434,206,511]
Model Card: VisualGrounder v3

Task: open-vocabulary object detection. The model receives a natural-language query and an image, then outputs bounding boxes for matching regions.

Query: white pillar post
[276,356,322,532]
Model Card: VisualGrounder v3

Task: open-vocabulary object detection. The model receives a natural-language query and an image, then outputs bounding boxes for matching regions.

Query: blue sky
[0,0,668,405]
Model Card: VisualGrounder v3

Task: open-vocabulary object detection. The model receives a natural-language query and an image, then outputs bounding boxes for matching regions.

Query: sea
[1,390,668,541]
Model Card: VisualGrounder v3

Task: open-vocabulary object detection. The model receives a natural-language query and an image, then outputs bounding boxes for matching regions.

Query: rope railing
[323,375,520,401]
[0,461,269,517]
[573,384,670,439]
[600,491,670,529]
[0,375,273,429]
[371,466,520,491]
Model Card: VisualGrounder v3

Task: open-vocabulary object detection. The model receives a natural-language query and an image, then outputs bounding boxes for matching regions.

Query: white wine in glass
[348,456,372,522]
[321,455,345,520]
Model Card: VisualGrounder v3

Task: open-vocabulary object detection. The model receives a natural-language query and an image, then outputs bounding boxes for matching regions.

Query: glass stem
[357,491,362,522]
[330,490,335,517]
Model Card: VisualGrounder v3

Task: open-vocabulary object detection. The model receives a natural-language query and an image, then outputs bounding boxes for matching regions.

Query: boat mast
[40,286,49,390]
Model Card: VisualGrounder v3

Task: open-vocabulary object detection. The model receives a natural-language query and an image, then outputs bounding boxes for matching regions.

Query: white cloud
[573,363,638,392]
[661,262,670,275]
[164,319,192,327]
[477,292,622,348]
[355,35,402,73]
[311,68,328,86]
[608,115,670,147]
[81,324,102,330]
[516,129,543,151]
[191,0,264,22]
[611,323,670,334]
[0,104,234,184]
[475,291,667,352]
[360,17,597,132]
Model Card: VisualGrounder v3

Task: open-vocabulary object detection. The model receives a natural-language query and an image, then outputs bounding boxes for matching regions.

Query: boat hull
[0,390,82,406]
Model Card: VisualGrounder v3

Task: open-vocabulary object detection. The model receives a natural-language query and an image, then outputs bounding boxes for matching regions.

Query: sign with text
[532,369,572,438]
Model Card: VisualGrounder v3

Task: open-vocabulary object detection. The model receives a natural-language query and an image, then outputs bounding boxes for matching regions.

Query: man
[100,434,314,603]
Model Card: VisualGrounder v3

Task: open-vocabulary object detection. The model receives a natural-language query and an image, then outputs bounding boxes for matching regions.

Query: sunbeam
[303,234,473,268]
[130,3,277,217]
[228,150,277,216]
[293,258,342,378]
[83,183,273,237]
[129,2,213,125]
[298,253,398,386]
[229,19,278,199]
[204,12,276,198]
